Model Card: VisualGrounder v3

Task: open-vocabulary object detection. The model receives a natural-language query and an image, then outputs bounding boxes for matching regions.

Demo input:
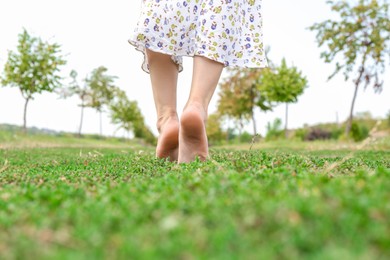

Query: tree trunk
[345,84,359,136]
[285,103,289,138]
[345,67,364,136]
[78,105,84,137]
[23,97,30,133]
[251,109,257,135]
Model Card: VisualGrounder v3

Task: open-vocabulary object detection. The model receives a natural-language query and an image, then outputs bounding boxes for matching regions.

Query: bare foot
[156,116,179,162]
[178,104,208,163]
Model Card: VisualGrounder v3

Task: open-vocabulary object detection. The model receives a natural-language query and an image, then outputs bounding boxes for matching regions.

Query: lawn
[0,136,389,259]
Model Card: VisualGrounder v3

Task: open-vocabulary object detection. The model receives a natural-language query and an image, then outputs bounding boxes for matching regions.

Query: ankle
[183,101,207,121]
[156,112,178,133]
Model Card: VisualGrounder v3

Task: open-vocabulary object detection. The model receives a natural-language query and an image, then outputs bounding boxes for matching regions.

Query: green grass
[0,129,144,149]
[0,138,390,259]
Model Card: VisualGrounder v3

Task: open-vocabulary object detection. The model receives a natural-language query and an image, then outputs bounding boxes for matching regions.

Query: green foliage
[227,128,238,141]
[239,131,253,143]
[0,146,389,259]
[217,58,307,136]
[309,0,390,85]
[330,126,343,140]
[59,67,119,136]
[265,118,284,141]
[206,113,227,145]
[260,58,308,104]
[1,29,66,130]
[350,121,369,141]
[58,70,92,136]
[294,125,342,141]
[309,0,390,134]
[133,121,157,145]
[85,66,117,112]
[293,127,309,141]
[261,58,308,137]
[1,29,66,98]
[217,68,266,134]
[63,70,91,104]
[110,89,156,145]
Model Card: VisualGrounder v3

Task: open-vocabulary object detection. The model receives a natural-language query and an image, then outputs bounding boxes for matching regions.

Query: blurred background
[0,0,389,144]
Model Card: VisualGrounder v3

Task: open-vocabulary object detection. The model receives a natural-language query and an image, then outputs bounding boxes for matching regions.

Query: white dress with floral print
[129,0,267,73]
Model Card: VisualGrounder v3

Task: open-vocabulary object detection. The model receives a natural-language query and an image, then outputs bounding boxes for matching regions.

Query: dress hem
[128,38,268,74]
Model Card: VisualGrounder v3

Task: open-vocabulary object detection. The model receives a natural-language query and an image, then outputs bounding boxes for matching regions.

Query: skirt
[129,0,268,73]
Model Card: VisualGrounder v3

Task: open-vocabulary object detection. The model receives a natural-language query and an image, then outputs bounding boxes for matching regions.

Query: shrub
[330,126,343,140]
[305,128,332,141]
[266,118,284,141]
[350,122,369,142]
[294,128,309,141]
[239,131,253,143]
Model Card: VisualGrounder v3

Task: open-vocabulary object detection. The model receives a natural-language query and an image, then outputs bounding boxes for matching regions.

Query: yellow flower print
[137,34,146,41]
[130,0,267,72]
[214,6,222,14]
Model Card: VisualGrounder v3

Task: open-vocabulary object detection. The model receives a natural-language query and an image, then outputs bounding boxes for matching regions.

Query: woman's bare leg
[146,49,179,162]
[178,56,224,163]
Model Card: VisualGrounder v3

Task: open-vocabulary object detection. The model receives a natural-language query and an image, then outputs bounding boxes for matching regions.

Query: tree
[109,89,156,144]
[85,66,117,135]
[261,58,308,138]
[206,113,227,145]
[58,70,92,137]
[1,29,66,132]
[217,68,272,136]
[309,0,390,135]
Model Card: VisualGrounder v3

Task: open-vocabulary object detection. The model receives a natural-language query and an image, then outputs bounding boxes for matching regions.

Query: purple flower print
[130,0,267,73]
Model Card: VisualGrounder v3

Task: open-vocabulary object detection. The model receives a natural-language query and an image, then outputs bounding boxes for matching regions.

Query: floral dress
[129,0,267,73]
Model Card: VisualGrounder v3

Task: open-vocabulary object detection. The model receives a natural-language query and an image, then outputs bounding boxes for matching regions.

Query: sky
[0,0,389,137]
